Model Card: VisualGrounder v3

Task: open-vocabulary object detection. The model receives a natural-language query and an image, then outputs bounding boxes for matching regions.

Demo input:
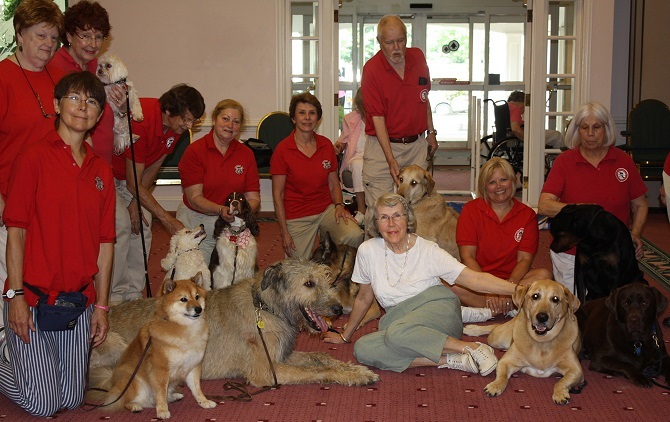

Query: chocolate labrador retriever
[578,283,670,387]
[550,204,645,303]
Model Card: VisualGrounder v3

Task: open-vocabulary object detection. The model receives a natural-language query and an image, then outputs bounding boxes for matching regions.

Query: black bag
[24,283,88,331]
[244,138,273,170]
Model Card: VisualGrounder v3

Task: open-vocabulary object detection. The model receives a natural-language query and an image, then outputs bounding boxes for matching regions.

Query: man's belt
[389,134,419,144]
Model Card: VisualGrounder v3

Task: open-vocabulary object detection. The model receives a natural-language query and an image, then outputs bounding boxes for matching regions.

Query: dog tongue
[307,308,329,332]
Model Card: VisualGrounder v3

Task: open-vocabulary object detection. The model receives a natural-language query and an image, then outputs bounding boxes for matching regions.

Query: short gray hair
[368,192,417,238]
[564,101,617,149]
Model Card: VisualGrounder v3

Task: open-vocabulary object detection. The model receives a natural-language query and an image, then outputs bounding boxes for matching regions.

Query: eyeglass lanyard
[15,54,57,117]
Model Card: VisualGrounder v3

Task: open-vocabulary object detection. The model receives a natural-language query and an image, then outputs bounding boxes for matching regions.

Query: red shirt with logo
[361,47,431,138]
[456,197,539,279]
[113,99,179,180]
[270,131,337,219]
[542,146,647,227]
[3,132,115,307]
[178,131,260,209]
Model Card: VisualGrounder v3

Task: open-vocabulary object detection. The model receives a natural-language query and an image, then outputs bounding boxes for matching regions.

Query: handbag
[23,283,89,331]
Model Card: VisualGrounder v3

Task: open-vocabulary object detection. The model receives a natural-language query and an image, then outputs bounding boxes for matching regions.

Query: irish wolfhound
[92,259,380,387]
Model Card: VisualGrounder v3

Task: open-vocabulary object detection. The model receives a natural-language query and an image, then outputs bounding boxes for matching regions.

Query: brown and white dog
[96,51,144,154]
[209,192,260,289]
[87,274,215,419]
[397,164,460,259]
[465,279,583,404]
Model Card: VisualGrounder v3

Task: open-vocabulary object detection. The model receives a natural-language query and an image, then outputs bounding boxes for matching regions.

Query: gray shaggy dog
[91,259,379,387]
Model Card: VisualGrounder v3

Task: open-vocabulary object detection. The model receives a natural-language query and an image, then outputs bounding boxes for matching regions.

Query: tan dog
[87,274,215,419]
[464,279,583,404]
[397,165,460,259]
[92,259,379,387]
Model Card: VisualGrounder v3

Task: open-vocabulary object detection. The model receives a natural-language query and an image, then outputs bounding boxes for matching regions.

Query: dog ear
[162,279,177,295]
[243,204,260,237]
[651,285,669,318]
[564,286,581,318]
[261,262,285,291]
[191,271,204,288]
[424,170,435,194]
[605,287,621,321]
[512,284,529,309]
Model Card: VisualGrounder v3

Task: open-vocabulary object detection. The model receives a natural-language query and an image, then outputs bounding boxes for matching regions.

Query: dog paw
[552,389,571,405]
[168,392,184,402]
[156,408,171,419]
[125,402,143,413]
[198,399,217,409]
[484,380,506,397]
[463,324,492,337]
[631,374,653,388]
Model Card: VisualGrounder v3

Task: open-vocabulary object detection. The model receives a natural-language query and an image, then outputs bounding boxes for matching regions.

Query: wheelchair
[480,99,524,175]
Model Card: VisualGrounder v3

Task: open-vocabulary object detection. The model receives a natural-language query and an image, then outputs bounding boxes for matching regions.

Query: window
[290,2,319,95]
[0,0,67,61]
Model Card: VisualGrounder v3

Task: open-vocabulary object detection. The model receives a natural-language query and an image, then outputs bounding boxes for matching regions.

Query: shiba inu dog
[88,273,215,419]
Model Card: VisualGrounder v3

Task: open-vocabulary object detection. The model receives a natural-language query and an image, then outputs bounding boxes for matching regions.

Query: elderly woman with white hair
[322,193,516,376]
[539,101,648,294]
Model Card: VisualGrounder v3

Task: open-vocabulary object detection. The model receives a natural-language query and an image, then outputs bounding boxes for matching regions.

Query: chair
[479,99,524,174]
[620,99,670,181]
[248,111,294,176]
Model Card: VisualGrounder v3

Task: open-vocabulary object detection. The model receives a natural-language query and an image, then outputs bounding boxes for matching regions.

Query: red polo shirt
[542,146,647,227]
[664,152,670,174]
[270,131,337,219]
[48,47,114,165]
[179,131,260,209]
[456,198,539,279]
[361,47,431,138]
[113,98,179,180]
[3,132,116,307]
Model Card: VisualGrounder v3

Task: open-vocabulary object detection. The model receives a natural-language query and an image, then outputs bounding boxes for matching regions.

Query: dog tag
[257,320,265,329]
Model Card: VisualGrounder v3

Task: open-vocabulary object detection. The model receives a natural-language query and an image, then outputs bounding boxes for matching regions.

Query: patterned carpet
[640,237,670,290]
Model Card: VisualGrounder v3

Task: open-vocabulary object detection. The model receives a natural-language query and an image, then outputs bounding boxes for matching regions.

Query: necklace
[384,234,411,287]
[15,54,57,118]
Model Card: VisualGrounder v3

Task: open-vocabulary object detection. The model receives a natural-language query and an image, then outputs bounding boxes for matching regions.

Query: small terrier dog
[96,51,144,154]
[161,225,212,289]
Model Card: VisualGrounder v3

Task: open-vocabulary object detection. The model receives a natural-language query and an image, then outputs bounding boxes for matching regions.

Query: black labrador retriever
[550,204,645,302]
[578,283,670,387]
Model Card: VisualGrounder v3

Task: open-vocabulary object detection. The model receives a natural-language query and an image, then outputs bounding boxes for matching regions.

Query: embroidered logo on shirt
[514,228,524,243]
[95,176,104,191]
[165,137,175,148]
[235,165,244,175]
[616,168,629,182]
[323,160,331,170]
[420,89,429,102]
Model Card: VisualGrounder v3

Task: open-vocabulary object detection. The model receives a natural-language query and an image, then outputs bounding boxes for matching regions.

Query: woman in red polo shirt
[177,99,260,263]
[456,158,552,322]
[1,72,114,417]
[271,93,363,259]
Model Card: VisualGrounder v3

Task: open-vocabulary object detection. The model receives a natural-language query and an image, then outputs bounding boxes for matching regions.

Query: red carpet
[1,216,669,421]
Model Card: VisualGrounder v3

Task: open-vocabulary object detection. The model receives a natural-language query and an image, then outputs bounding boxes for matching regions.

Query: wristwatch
[2,289,24,299]
[427,129,437,136]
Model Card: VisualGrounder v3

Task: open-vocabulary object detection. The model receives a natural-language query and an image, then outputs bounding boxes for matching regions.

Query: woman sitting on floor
[323,193,516,376]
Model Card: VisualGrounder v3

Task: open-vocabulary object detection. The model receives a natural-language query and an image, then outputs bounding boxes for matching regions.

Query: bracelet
[94,304,110,312]
[334,202,345,208]
[339,332,351,343]
[117,111,128,118]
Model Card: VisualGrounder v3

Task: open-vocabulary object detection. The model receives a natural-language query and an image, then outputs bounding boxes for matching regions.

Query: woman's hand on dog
[90,308,109,348]
[108,83,128,113]
[322,331,347,344]
[485,295,515,317]
[7,297,35,344]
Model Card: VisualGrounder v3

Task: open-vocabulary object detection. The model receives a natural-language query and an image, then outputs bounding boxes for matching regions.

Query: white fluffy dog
[96,51,144,155]
[161,225,212,289]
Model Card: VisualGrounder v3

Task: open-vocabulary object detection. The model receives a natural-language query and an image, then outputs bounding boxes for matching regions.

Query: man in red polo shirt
[361,15,438,233]
[110,84,205,304]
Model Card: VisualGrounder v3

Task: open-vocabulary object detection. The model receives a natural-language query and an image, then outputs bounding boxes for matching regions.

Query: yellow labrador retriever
[464,279,583,404]
[397,165,459,259]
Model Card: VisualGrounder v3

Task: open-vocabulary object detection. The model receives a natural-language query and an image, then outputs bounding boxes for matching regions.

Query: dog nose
[536,313,549,323]
[194,306,202,315]
[331,305,343,316]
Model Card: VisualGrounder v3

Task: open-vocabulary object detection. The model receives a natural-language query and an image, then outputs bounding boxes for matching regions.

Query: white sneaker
[438,352,478,373]
[461,306,493,323]
[506,309,518,318]
[464,342,497,376]
[353,211,365,226]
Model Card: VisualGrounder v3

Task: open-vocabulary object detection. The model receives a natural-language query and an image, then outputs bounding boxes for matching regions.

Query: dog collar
[102,77,127,87]
[225,228,251,248]
[177,247,200,257]
[632,325,661,356]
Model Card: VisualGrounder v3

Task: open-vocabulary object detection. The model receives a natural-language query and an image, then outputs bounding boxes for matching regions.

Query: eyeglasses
[578,124,604,133]
[36,94,56,118]
[75,32,106,44]
[62,94,101,110]
[182,116,201,127]
[376,213,407,224]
